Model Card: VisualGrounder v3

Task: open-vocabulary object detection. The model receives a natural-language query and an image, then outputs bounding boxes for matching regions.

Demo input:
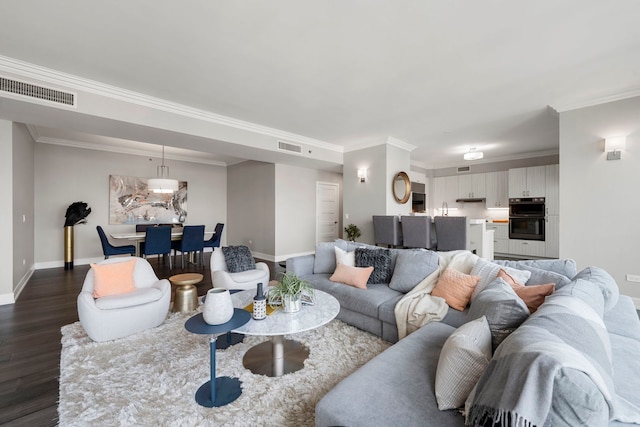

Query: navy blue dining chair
[96,225,136,259]
[142,226,173,270]
[203,223,224,250]
[172,225,205,269]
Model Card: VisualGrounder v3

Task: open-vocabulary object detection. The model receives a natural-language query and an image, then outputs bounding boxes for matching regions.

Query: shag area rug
[59,314,390,426]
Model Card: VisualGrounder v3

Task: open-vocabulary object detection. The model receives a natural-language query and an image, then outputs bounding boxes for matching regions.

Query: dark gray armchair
[372,215,403,248]
[401,215,433,249]
[434,216,468,251]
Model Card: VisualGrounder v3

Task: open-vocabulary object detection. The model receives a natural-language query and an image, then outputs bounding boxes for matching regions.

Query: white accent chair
[77,257,171,342]
[210,247,270,290]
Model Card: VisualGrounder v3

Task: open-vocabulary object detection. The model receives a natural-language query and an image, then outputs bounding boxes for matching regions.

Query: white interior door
[316,182,340,244]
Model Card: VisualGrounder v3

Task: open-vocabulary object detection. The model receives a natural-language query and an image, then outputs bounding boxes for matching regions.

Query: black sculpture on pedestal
[64,202,91,270]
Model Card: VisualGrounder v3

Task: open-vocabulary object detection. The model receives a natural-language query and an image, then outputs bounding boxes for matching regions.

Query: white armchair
[77,257,171,342]
[210,247,270,290]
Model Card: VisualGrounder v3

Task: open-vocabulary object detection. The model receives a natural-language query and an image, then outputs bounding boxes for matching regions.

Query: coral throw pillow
[497,269,555,313]
[329,263,373,289]
[431,268,480,311]
[91,259,137,298]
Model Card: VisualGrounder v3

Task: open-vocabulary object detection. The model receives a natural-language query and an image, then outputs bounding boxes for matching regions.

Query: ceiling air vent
[0,76,76,107]
[457,166,470,173]
[277,140,302,154]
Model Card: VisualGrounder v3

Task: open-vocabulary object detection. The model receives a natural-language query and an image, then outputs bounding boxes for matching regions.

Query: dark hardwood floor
[0,254,280,426]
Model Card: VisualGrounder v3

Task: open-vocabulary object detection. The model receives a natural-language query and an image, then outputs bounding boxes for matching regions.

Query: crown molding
[386,136,417,152]
[550,87,640,113]
[344,135,416,153]
[0,55,343,154]
[32,132,228,167]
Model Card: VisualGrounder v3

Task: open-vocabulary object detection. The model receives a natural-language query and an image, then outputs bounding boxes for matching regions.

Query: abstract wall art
[109,175,188,225]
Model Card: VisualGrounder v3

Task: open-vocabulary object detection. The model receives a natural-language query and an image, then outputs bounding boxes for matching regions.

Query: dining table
[111,229,214,257]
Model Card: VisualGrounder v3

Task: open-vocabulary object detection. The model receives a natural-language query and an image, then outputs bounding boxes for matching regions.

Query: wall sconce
[357,168,367,183]
[604,136,626,160]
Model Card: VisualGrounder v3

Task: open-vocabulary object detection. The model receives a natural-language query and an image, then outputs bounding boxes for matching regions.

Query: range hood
[455,198,486,203]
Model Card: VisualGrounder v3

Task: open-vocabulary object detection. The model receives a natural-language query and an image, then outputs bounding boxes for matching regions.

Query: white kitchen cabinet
[508,166,546,198]
[508,239,546,258]
[433,176,459,211]
[545,215,559,258]
[408,170,427,184]
[545,164,559,215]
[485,171,508,208]
[487,223,509,254]
[458,173,486,199]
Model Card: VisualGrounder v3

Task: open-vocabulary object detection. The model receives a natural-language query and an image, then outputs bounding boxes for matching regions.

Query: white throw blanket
[394,250,479,339]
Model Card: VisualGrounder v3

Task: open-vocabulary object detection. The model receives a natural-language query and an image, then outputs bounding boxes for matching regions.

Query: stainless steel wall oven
[509,197,545,241]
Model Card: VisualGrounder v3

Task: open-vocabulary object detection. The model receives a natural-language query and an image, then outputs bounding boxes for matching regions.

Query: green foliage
[344,223,361,242]
[270,272,314,300]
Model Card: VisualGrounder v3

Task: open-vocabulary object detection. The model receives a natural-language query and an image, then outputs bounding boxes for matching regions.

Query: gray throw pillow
[222,245,256,273]
[494,259,577,279]
[571,267,619,312]
[521,265,572,289]
[468,278,530,351]
[389,249,438,293]
[355,248,392,284]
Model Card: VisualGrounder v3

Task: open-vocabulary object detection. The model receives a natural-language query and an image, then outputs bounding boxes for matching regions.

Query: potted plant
[344,223,361,242]
[269,272,314,313]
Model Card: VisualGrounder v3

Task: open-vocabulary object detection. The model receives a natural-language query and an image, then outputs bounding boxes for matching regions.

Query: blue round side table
[185,309,251,407]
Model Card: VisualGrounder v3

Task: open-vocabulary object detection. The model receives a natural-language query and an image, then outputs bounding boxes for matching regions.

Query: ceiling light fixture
[147,145,179,193]
[464,147,484,161]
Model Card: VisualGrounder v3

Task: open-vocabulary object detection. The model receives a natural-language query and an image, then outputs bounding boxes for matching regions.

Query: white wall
[343,145,388,244]
[385,144,412,216]
[343,143,411,244]
[0,120,14,303]
[275,163,342,259]
[227,161,276,257]
[227,161,343,261]
[559,96,640,299]
[12,123,35,297]
[34,143,226,267]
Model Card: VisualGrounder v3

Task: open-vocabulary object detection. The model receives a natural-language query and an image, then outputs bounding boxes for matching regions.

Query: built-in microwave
[509,197,545,217]
[412,192,426,213]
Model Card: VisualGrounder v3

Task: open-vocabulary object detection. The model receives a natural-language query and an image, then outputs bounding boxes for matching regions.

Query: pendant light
[147,145,179,193]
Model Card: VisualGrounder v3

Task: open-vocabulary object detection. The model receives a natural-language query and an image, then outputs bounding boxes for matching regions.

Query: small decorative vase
[253,283,267,320]
[203,288,234,325]
[282,293,302,313]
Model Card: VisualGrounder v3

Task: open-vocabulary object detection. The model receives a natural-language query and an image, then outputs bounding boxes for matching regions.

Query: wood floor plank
[0,254,277,425]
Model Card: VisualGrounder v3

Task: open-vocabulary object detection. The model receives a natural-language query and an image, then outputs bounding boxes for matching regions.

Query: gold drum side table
[170,273,203,313]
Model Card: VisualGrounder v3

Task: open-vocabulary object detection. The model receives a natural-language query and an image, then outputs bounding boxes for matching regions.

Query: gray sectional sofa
[286,240,640,426]
[286,239,469,343]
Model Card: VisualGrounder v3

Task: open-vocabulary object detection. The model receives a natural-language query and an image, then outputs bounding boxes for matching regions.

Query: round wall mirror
[392,171,411,204]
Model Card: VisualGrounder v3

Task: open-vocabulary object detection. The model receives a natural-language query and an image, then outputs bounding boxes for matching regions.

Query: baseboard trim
[0,266,36,305]
[35,256,105,270]
[0,292,15,305]
[13,266,35,301]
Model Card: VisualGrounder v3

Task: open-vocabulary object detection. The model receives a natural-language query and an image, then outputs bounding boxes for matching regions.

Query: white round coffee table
[231,289,340,377]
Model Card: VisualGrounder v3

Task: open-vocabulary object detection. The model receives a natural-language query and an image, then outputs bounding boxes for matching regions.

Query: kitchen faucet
[441,201,449,216]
